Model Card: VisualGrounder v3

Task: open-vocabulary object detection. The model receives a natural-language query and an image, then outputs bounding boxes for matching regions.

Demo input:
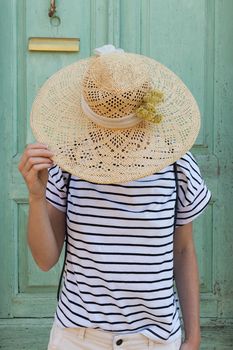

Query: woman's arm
[18,143,66,271]
[27,198,66,271]
[174,222,201,349]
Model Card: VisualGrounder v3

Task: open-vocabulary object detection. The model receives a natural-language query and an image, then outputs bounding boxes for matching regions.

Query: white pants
[48,322,182,350]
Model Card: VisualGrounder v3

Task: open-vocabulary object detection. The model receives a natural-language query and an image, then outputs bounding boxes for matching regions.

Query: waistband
[52,322,182,349]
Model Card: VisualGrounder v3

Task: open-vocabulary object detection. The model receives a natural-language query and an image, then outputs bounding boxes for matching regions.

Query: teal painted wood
[0,0,16,319]
[214,0,233,319]
[1,0,233,348]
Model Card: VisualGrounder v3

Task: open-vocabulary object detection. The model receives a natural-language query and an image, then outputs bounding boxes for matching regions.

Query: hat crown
[82,52,151,120]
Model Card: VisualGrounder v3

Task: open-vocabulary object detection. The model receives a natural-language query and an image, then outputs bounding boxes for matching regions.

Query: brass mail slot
[28,37,80,52]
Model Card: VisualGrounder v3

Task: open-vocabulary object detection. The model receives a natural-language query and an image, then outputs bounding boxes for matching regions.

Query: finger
[24,163,52,183]
[25,149,54,159]
[30,163,52,174]
[24,157,53,174]
[26,143,48,150]
[25,163,51,181]
[22,143,51,164]
[19,148,54,172]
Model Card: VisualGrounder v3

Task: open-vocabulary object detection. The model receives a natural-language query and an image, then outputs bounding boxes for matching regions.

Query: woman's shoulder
[176,151,198,169]
[176,151,202,183]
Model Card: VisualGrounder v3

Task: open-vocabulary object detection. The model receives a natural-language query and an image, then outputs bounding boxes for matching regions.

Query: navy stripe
[69,186,174,197]
[67,222,174,239]
[46,186,66,199]
[62,287,174,317]
[67,252,174,275]
[67,251,174,266]
[178,187,210,214]
[46,196,66,208]
[66,277,174,302]
[64,281,174,305]
[177,192,211,219]
[67,215,175,230]
[67,273,174,293]
[70,194,176,206]
[47,180,66,193]
[67,200,175,213]
[60,297,173,329]
[67,237,174,256]
[68,208,174,221]
[66,268,173,284]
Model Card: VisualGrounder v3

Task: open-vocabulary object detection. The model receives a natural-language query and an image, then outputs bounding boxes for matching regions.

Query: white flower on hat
[94,44,124,56]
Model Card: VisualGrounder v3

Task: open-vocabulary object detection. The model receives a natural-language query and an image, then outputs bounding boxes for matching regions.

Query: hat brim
[30,54,200,184]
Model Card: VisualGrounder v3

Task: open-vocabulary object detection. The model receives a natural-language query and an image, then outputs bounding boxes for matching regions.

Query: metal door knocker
[48,0,56,17]
[48,0,61,26]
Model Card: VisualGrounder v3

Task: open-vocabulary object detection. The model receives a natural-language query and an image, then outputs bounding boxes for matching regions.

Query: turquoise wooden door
[0,1,233,349]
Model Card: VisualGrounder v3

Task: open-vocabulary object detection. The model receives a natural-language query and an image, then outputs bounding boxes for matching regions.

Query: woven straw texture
[30,53,200,184]
[83,54,151,119]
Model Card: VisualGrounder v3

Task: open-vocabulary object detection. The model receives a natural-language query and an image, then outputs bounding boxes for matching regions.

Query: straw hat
[30,44,200,184]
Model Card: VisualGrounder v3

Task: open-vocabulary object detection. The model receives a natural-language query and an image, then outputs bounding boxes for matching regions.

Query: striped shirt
[46,151,211,344]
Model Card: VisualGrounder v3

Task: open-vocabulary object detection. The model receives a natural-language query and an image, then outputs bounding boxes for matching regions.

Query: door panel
[12,0,93,319]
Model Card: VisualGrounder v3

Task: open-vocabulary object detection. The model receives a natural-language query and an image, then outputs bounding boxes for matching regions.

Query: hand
[180,339,200,350]
[18,143,54,199]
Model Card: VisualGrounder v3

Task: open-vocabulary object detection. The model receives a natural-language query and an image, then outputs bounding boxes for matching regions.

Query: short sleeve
[46,165,70,212]
[175,152,212,227]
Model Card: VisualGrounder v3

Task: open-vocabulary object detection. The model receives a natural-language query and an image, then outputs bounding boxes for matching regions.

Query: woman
[18,45,211,349]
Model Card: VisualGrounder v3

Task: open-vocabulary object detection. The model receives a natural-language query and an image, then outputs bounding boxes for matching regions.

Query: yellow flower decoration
[135,89,164,124]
